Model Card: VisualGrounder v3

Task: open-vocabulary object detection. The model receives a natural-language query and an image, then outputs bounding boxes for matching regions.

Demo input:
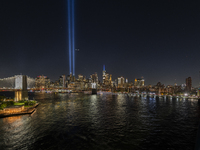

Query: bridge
[0,75,35,89]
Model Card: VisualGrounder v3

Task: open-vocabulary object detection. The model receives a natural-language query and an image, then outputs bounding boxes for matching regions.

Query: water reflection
[3,116,22,124]
[0,93,199,150]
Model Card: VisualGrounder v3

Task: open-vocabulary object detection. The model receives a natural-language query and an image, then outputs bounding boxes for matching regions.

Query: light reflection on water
[0,93,199,150]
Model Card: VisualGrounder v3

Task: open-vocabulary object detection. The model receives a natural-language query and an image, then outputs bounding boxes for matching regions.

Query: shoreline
[0,103,39,118]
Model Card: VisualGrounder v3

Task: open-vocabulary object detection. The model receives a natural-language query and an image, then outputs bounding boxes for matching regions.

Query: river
[0,92,199,150]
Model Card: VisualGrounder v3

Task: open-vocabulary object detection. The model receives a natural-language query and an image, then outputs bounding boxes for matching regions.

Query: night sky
[1,0,200,87]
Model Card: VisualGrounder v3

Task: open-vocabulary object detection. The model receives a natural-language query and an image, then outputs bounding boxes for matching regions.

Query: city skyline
[0,69,194,88]
[0,0,200,86]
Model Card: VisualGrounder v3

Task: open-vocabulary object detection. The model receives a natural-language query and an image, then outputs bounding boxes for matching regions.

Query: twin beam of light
[72,0,75,76]
[68,0,75,75]
[68,0,71,74]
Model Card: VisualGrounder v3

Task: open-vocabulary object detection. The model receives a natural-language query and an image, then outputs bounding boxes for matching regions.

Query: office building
[186,77,192,92]
[59,75,66,88]
[118,76,125,88]
[134,78,145,87]
[35,75,50,89]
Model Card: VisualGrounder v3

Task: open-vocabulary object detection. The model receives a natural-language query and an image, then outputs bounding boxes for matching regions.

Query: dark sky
[0,0,200,87]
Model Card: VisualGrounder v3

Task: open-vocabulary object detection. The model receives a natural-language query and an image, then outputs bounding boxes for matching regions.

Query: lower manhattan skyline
[0,0,200,86]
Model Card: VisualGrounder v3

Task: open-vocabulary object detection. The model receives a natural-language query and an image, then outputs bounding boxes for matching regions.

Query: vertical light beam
[68,0,72,74]
[72,0,75,76]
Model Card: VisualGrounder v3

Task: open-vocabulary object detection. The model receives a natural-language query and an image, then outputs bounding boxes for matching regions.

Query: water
[0,93,199,150]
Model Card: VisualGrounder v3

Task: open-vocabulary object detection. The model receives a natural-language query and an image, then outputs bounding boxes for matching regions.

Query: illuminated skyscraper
[102,65,106,84]
[118,76,125,88]
[35,75,50,89]
[78,74,83,81]
[59,75,66,87]
[134,78,145,87]
[110,74,112,83]
[91,72,98,83]
[102,65,111,87]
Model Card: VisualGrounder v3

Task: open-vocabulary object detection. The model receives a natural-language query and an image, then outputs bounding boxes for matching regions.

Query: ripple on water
[0,93,199,150]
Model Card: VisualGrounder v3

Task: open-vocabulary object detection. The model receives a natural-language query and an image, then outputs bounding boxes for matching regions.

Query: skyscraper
[78,74,83,82]
[59,75,66,88]
[118,76,125,88]
[186,77,192,92]
[134,78,145,87]
[102,65,106,84]
[91,72,98,83]
[35,75,50,89]
[102,65,111,87]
